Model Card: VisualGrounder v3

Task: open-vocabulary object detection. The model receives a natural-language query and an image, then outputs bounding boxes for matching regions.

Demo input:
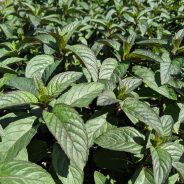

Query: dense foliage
[0,0,184,183]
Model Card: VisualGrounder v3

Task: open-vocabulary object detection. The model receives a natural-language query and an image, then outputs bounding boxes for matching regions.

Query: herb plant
[0,0,184,183]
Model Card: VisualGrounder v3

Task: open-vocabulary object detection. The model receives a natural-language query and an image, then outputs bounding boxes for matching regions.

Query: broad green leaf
[151,147,172,184]
[60,21,81,47]
[172,29,184,54]
[129,168,154,184]
[133,66,177,100]
[52,144,84,184]
[56,82,104,107]
[25,55,55,79]
[95,127,145,155]
[42,61,60,83]
[7,77,38,96]
[47,71,83,97]
[99,58,118,80]
[172,162,184,180]
[15,148,28,161]
[121,98,163,135]
[111,62,129,82]
[66,44,98,82]
[161,142,184,163]
[97,90,118,106]
[0,160,55,184]
[0,116,37,162]
[167,174,179,184]
[0,90,38,109]
[86,113,114,147]
[43,104,88,170]
[0,23,13,38]
[94,171,108,184]
[160,115,174,137]
[130,49,163,63]
[120,77,142,94]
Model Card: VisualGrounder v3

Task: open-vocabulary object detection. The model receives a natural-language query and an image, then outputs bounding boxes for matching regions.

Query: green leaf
[160,52,172,85]
[121,98,163,135]
[97,90,118,106]
[136,39,168,46]
[66,44,98,82]
[160,115,174,137]
[161,142,184,163]
[86,113,114,147]
[129,168,154,184]
[0,160,55,184]
[7,77,38,96]
[99,58,118,80]
[60,21,81,47]
[167,174,179,184]
[172,162,184,180]
[133,66,177,100]
[0,90,38,109]
[52,144,84,184]
[47,71,83,97]
[120,77,142,94]
[43,104,88,170]
[2,57,26,66]
[95,126,145,155]
[25,55,55,79]
[15,148,28,161]
[94,171,108,184]
[98,39,121,51]
[111,62,129,83]
[56,82,104,107]
[130,49,163,63]
[0,116,37,162]
[151,147,172,184]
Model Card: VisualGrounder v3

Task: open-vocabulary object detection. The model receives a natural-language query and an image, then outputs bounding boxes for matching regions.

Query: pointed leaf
[0,160,55,184]
[99,58,118,80]
[43,104,88,170]
[121,98,163,135]
[25,55,54,79]
[151,147,172,184]
[52,144,84,184]
[95,127,145,155]
[56,82,104,107]
[66,44,98,81]
[0,91,38,109]
[0,116,37,162]
[47,71,83,97]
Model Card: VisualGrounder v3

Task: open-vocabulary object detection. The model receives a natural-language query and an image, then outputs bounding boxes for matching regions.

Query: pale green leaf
[95,126,145,155]
[25,55,54,79]
[66,44,98,81]
[47,71,83,97]
[121,98,163,135]
[56,82,104,107]
[0,116,37,162]
[0,91,38,109]
[151,147,172,184]
[43,104,88,170]
[0,160,55,184]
